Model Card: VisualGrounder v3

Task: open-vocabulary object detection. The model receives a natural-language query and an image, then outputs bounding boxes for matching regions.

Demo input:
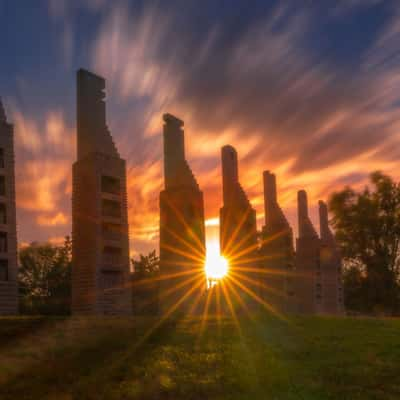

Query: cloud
[17,159,71,212]
[9,1,400,250]
[48,236,67,246]
[9,108,74,245]
[89,2,400,246]
[37,212,68,226]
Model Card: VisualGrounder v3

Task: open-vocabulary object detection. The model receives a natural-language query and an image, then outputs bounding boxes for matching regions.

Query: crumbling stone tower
[72,69,131,315]
[159,114,206,315]
[0,99,18,315]
[219,145,258,309]
[259,171,295,313]
[295,190,321,314]
[319,200,344,314]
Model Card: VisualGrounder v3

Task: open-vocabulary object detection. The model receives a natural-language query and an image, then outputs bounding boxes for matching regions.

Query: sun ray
[220,280,242,336]
[224,220,258,259]
[197,285,213,342]
[187,279,207,316]
[160,242,205,264]
[226,274,288,322]
[133,277,206,349]
[229,270,287,299]
[220,207,251,257]
[162,196,206,252]
[162,223,206,260]
[225,278,253,319]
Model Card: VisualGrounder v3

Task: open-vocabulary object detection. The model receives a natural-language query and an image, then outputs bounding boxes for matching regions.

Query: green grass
[0,314,399,399]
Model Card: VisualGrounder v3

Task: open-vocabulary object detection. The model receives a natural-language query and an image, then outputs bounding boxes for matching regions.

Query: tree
[329,172,400,314]
[18,237,72,315]
[131,250,159,314]
[132,250,159,277]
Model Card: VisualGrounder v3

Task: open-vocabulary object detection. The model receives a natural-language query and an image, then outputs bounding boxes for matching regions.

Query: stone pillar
[319,200,344,314]
[0,99,18,315]
[163,114,186,190]
[298,190,312,238]
[159,114,206,316]
[72,69,132,315]
[219,145,258,312]
[263,171,277,227]
[259,171,294,314]
[295,190,320,314]
[221,145,239,206]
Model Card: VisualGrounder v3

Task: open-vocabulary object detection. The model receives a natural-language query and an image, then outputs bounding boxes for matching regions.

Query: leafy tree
[18,237,72,315]
[132,250,159,277]
[131,250,159,314]
[329,172,400,314]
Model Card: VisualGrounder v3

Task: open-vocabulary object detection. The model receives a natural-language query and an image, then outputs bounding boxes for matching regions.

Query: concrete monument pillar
[259,171,295,313]
[0,99,18,315]
[295,190,321,314]
[319,200,344,314]
[72,69,132,315]
[159,114,206,316]
[219,145,258,312]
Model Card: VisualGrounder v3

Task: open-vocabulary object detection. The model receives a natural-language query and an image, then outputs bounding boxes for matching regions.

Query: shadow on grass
[0,316,182,400]
[1,314,400,400]
[0,316,68,351]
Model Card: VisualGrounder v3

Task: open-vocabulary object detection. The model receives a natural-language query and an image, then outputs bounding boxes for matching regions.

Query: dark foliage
[18,237,72,315]
[131,250,160,315]
[132,250,159,277]
[329,172,400,315]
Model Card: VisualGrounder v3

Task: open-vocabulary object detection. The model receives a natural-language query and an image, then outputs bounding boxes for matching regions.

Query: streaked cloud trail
[3,1,400,256]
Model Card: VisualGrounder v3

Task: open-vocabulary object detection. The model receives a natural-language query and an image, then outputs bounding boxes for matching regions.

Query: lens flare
[205,241,229,282]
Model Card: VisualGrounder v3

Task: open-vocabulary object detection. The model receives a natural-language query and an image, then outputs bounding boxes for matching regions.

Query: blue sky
[1,0,400,256]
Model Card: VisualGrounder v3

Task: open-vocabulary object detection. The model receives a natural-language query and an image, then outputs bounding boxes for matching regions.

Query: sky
[1,0,400,257]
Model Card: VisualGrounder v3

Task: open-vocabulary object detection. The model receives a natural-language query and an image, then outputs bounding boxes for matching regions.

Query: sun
[205,241,229,282]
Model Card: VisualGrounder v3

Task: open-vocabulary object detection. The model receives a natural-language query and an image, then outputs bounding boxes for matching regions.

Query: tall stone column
[0,99,18,315]
[319,201,344,314]
[219,145,258,312]
[259,171,294,313]
[159,114,206,316]
[295,190,321,314]
[72,69,131,315]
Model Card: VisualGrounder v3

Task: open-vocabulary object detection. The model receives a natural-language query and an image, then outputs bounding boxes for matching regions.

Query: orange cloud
[48,236,66,246]
[16,159,71,213]
[10,2,400,255]
[37,212,68,226]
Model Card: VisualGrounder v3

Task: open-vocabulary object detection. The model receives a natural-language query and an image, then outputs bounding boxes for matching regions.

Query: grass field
[0,314,399,399]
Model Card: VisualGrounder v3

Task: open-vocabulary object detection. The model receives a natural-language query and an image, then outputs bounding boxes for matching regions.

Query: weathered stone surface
[159,114,206,316]
[219,145,258,311]
[72,69,131,315]
[295,190,321,314]
[0,99,18,315]
[259,171,295,313]
[319,200,344,315]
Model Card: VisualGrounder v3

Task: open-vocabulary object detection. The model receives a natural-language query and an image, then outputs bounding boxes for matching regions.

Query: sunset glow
[3,1,400,259]
[205,241,229,284]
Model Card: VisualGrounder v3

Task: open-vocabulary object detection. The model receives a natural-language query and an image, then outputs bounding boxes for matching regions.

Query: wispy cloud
[8,1,400,251]
[37,212,68,226]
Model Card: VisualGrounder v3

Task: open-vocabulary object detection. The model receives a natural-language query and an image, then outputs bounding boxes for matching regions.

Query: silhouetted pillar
[319,201,334,243]
[263,171,277,228]
[163,114,186,189]
[0,99,18,315]
[318,200,344,314]
[159,114,206,316]
[0,99,6,122]
[219,145,258,312]
[259,171,294,314]
[295,190,320,314]
[72,69,131,315]
[221,145,239,205]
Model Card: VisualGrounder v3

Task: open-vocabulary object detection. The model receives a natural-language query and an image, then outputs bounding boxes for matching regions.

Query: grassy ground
[0,314,399,399]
